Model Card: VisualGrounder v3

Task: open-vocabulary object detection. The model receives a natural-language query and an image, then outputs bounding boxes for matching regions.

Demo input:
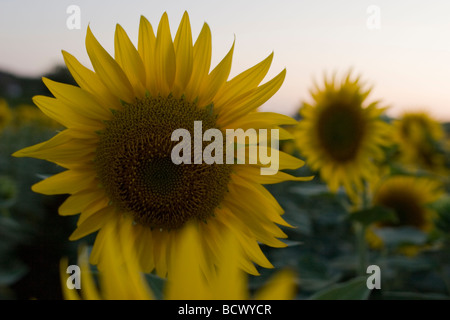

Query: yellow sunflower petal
[212,231,248,300]
[12,130,95,163]
[138,15,157,95]
[154,12,176,96]
[59,190,104,216]
[86,26,135,102]
[152,230,170,277]
[77,197,109,225]
[134,225,155,272]
[165,223,209,300]
[248,148,304,171]
[32,170,96,195]
[197,39,235,107]
[173,11,193,96]
[62,50,120,109]
[114,24,146,99]
[234,165,312,184]
[224,199,287,248]
[69,207,113,240]
[215,52,273,108]
[78,247,102,300]
[216,208,274,269]
[31,95,99,130]
[42,78,112,120]
[89,226,107,266]
[228,177,291,229]
[253,269,297,300]
[228,111,299,129]
[217,69,286,126]
[116,220,154,299]
[184,22,212,101]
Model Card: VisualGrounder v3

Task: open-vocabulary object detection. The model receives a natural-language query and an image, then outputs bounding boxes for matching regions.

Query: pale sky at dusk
[1,0,450,121]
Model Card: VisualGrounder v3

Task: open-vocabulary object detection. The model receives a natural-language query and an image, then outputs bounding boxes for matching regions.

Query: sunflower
[14,12,310,277]
[366,175,443,252]
[0,99,12,132]
[13,104,62,129]
[392,111,446,173]
[60,220,296,300]
[294,72,391,203]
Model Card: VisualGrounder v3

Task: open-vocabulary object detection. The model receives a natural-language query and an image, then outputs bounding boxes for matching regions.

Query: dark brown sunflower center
[375,190,426,229]
[317,102,365,162]
[94,95,232,230]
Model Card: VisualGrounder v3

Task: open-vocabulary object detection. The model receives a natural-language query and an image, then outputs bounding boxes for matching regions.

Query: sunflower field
[1,11,450,303]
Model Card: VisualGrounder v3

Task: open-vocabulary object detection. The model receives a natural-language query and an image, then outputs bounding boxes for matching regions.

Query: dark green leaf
[297,255,342,292]
[0,260,28,286]
[374,226,427,247]
[348,205,398,227]
[381,291,450,300]
[309,277,370,300]
[144,273,166,300]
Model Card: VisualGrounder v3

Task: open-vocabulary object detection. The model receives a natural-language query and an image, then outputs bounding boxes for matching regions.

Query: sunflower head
[366,175,443,253]
[393,111,446,172]
[94,95,232,230]
[14,11,310,277]
[295,71,391,203]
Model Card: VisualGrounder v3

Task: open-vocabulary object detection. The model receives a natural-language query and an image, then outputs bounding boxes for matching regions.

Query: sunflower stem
[356,222,368,276]
[355,182,370,276]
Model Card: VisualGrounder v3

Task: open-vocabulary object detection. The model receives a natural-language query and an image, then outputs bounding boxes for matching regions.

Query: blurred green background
[0,66,449,300]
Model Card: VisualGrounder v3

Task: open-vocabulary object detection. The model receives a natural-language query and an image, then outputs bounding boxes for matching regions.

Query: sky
[1,0,450,121]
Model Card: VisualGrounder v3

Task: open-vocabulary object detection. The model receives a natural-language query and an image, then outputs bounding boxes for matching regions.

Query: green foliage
[144,273,167,300]
[254,162,450,300]
[0,119,82,299]
[309,277,370,300]
[374,227,427,247]
[348,205,398,227]
[1,66,450,300]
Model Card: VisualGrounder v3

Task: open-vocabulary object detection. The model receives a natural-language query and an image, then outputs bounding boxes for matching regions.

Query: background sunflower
[0,99,12,132]
[294,72,391,205]
[366,175,443,254]
[392,111,447,174]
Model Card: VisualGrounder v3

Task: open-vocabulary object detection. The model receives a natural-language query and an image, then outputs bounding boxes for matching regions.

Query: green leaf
[0,260,28,286]
[374,226,427,247]
[429,196,450,234]
[297,255,342,292]
[280,239,302,247]
[309,277,370,300]
[381,291,450,300]
[144,273,166,300]
[348,205,398,227]
[289,184,330,197]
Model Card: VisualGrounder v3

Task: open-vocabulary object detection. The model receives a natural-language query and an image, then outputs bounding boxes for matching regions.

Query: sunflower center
[94,95,232,230]
[317,103,365,162]
[376,190,426,229]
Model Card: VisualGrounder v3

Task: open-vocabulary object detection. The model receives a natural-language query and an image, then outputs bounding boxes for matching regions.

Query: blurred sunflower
[13,104,41,127]
[393,111,446,173]
[0,99,12,132]
[294,72,390,203]
[14,12,311,277]
[366,175,443,253]
[13,104,62,129]
[61,220,296,300]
